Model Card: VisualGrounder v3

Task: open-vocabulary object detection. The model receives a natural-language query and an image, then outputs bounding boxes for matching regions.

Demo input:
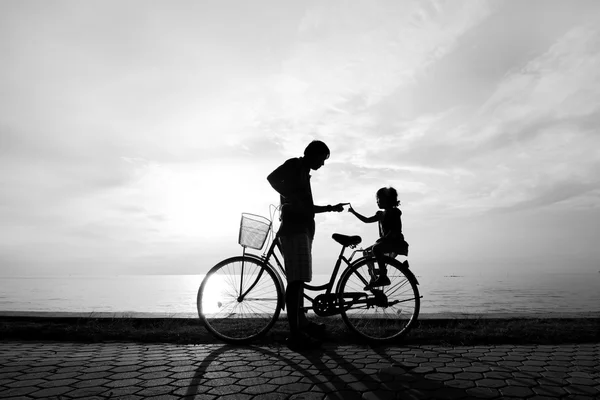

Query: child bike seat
[332,233,362,247]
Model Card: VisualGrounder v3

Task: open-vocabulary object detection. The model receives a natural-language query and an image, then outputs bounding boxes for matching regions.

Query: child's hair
[376,187,400,207]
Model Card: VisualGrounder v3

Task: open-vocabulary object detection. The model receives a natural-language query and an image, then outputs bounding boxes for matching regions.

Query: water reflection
[1,271,599,317]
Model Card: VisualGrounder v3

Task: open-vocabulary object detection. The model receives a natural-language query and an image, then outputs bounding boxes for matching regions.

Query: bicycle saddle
[332,233,362,247]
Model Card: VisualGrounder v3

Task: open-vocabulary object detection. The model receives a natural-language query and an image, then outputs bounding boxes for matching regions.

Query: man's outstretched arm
[314,203,346,214]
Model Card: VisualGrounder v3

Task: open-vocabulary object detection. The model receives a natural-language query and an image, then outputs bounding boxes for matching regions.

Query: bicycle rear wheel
[338,257,420,343]
[198,256,283,344]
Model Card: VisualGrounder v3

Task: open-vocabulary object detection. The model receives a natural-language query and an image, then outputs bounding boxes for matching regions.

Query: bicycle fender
[345,256,419,286]
[400,262,419,286]
[230,254,287,311]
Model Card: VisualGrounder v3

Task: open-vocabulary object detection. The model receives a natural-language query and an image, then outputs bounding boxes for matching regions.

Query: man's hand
[330,203,348,212]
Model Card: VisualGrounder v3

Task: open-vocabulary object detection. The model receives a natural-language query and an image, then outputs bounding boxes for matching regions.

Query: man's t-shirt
[273,158,316,239]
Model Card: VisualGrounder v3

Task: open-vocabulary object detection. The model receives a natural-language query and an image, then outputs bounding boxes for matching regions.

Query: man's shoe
[302,321,326,338]
[286,332,322,351]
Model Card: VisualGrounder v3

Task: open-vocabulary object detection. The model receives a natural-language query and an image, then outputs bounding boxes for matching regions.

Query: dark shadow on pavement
[185,344,473,399]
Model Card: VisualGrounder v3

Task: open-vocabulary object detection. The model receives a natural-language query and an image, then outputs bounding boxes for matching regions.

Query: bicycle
[197,208,421,344]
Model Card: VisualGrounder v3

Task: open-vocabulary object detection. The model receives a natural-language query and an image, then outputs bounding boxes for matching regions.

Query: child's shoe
[364,274,391,290]
[370,274,391,287]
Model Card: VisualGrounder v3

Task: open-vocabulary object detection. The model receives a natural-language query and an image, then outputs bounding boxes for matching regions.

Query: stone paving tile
[0,341,599,399]
[29,386,73,398]
[64,386,108,398]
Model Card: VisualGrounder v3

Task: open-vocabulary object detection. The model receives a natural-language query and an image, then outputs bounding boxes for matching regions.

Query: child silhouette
[348,187,408,289]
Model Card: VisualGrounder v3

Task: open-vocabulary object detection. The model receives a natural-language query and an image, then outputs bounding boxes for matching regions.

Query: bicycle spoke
[339,257,420,342]
[198,257,282,343]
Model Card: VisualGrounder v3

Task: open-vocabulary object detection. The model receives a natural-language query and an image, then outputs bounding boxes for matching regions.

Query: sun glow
[132,160,275,241]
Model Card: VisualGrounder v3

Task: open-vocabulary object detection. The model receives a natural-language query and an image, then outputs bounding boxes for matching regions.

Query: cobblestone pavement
[0,341,598,399]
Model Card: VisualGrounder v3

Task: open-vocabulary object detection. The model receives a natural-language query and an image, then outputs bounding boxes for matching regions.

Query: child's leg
[367,249,376,276]
[361,246,378,289]
[368,243,391,287]
[372,242,388,276]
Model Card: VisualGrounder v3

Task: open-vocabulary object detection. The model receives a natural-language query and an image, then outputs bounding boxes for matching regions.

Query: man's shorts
[279,233,313,282]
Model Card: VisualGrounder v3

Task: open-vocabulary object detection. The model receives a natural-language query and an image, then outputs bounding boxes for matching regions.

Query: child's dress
[376,208,408,256]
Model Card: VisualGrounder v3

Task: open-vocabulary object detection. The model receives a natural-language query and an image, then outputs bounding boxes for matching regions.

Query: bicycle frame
[250,231,370,312]
[200,208,421,344]
[236,204,419,317]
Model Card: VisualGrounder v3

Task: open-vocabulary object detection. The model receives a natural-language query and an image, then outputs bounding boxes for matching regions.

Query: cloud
[494,181,600,213]
[460,25,600,211]
[247,0,494,154]
[480,26,600,124]
[341,22,600,218]
[2,1,600,275]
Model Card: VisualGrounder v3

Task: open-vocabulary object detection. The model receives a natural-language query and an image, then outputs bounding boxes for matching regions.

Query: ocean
[1,271,599,318]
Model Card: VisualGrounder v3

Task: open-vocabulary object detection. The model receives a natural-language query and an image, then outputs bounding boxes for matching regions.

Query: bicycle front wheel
[197,256,283,344]
[338,257,420,342]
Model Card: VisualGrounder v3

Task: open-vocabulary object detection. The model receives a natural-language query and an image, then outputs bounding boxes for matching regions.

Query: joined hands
[330,203,349,212]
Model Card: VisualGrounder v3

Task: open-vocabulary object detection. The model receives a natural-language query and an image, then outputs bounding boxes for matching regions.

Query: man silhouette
[267,140,345,351]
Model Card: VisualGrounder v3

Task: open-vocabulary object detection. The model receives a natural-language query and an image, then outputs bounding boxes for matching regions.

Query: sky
[1,0,599,277]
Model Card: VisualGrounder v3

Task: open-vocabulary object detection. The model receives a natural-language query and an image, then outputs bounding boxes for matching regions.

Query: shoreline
[2,314,599,346]
[1,310,599,319]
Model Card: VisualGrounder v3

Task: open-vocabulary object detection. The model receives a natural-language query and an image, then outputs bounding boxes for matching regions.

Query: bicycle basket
[238,213,272,250]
